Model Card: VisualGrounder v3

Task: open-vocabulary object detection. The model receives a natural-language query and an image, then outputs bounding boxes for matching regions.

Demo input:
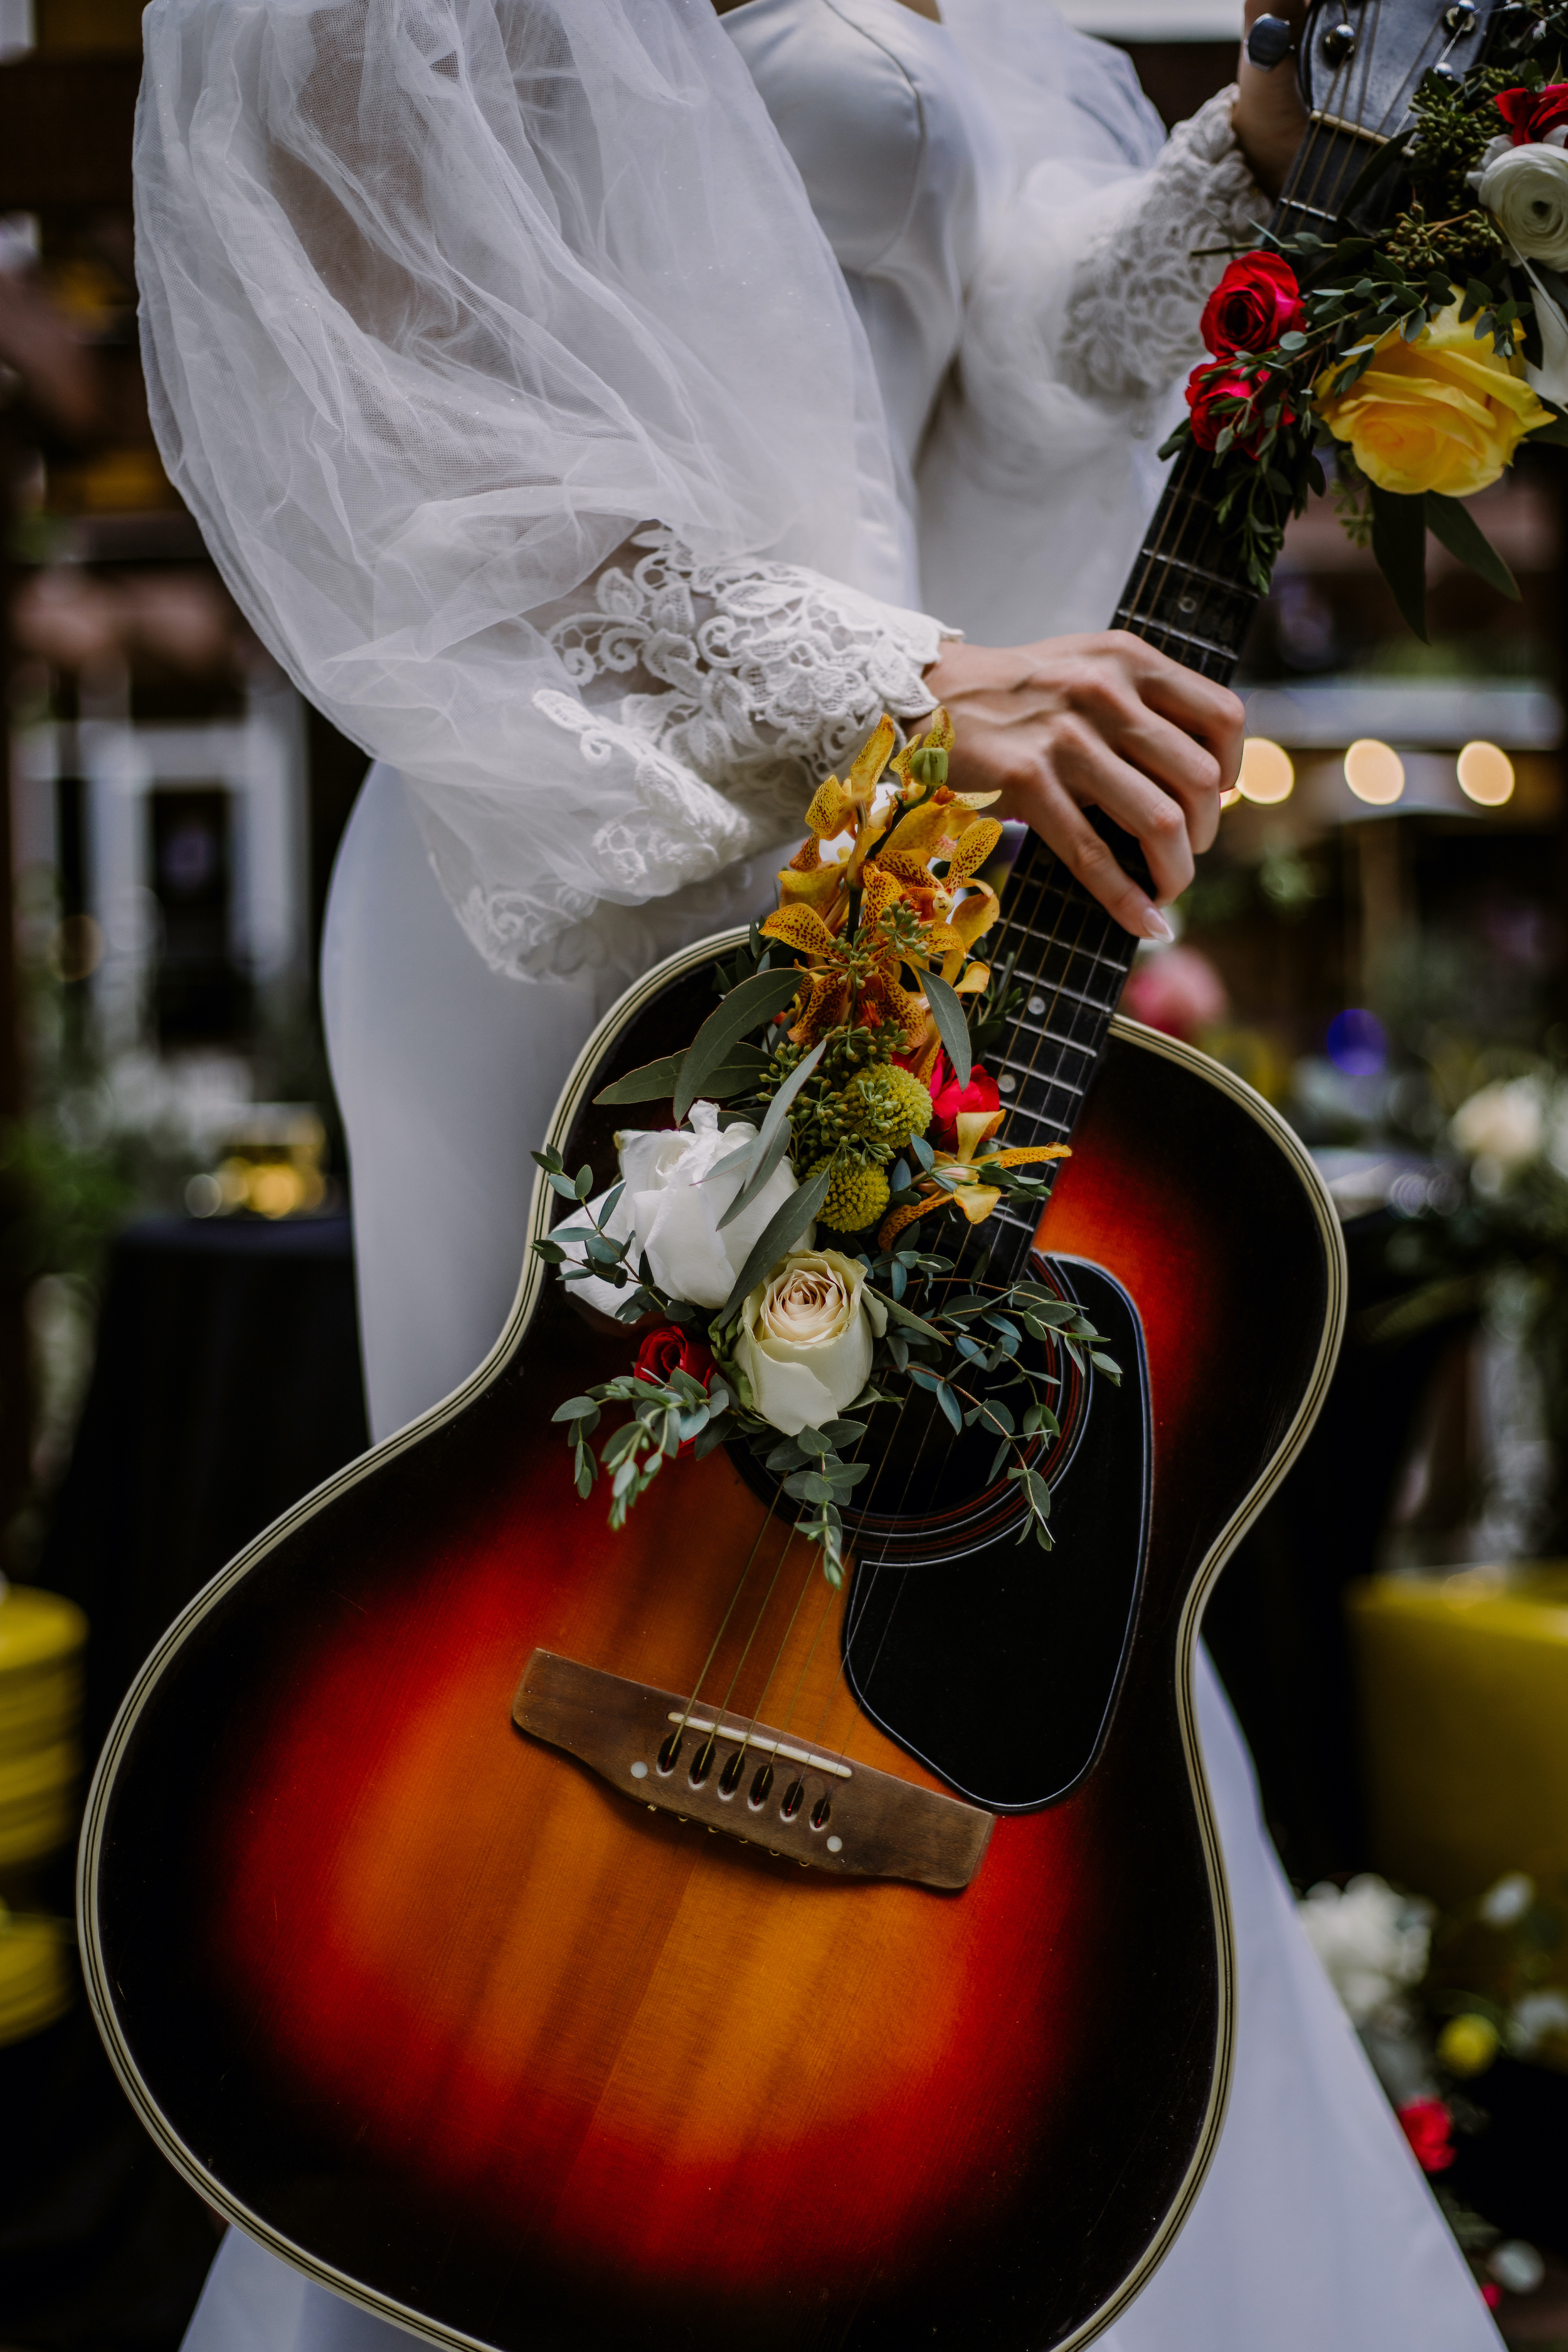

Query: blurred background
[3,3,1568,2345]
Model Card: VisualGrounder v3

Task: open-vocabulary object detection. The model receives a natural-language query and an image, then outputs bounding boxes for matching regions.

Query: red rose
[1184,363,1293,458]
[928,1056,1002,1154]
[633,1326,716,1391]
[1495,82,1568,145]
[1199,252,1305,357]
[1397,2098,1456,2174]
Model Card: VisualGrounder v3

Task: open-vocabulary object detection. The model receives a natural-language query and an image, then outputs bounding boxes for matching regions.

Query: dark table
[2,1212,369,2352]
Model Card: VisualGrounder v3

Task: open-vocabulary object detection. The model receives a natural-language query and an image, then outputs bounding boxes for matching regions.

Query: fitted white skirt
[178,768,1499,2352]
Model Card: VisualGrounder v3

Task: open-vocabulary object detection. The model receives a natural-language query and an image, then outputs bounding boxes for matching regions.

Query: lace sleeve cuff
[420,530,955,983]
[1059,88,1266,403]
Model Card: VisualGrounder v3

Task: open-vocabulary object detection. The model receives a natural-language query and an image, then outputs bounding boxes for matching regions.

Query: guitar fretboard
[980,118,1392,1285]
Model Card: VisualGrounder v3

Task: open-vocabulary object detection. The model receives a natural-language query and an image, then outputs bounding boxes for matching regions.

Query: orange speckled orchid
[768,707,1005,1064]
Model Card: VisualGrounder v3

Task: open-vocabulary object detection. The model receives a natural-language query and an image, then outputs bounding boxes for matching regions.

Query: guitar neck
[981,119,1392,1281]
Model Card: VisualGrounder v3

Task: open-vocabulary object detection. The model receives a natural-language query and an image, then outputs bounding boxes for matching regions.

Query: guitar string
[792,850,1097,1776]
[790,27,1392,1771]
[669,739,1090,1769]
[662,3,1436,1793]
[798,19,1402,1772]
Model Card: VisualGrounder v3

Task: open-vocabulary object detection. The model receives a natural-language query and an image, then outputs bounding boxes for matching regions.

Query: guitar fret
[1012,1022,1098,1059]
[1127,549,1243,598]
[1110,615,1237,665]
[1002,928,1127,991]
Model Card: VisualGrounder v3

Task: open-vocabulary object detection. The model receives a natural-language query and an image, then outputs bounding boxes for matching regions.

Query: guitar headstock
[1293,0,1505,137]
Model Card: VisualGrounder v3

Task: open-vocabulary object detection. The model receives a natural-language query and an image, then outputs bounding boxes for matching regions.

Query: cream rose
[1479,138,1568,268]
[561,1101,803,1313]
[734,1249,887,1436]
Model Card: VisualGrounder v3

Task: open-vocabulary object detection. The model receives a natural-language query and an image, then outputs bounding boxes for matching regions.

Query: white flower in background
[1480,1870,1535,1927]
[1489,2240,1547,2296]
[734,1249,887,1436]
[1297,1875,1432,2027]
[560,1101,802,1315]
[1508,1988,1568,2056]
[1450,1077,1544,1179]
[1478,136,1568,266]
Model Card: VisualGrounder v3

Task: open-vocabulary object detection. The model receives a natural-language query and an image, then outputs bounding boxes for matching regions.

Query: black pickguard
[843,1255,1150,1813]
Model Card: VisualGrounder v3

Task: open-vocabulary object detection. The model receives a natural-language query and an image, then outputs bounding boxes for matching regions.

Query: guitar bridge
[512,1650,993,1891]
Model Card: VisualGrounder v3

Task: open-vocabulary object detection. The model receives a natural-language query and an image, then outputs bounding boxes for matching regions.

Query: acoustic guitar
[80,6,1455,2344]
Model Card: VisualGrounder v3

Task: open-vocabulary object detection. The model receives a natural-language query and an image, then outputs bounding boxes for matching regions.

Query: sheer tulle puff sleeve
[134,0,931,977]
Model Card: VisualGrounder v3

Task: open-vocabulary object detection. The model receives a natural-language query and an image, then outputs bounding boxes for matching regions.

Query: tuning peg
[1443,1,1478,31]
[1246,12,1295,66]
[1321,19,1359,61]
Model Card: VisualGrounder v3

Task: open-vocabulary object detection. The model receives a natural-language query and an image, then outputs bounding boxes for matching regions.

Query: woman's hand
[1232,0,1309,197]
[921,633,1244,940]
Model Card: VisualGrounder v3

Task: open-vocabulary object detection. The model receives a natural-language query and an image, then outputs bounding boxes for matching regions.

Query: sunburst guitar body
[80,920,1343,2352]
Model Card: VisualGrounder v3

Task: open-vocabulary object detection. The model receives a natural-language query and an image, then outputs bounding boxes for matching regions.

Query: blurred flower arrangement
[537,712,1121,1586]
[1301,1867,1567,2309]
[1163,14,1568,634]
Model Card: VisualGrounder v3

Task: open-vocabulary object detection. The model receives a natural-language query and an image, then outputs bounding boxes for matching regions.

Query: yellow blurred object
[0,1905,73,2047]
[0,1585,87,1871]
[1437,2013,1500,2077]
[191,1106,329,1221]
[1236,738,1294,806]
[1348,1565,1568,1905]
[1456,741,1515,808]
[1345,739,1406,807]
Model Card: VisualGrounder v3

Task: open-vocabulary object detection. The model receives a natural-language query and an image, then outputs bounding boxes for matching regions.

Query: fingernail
[1142,907,1175,942]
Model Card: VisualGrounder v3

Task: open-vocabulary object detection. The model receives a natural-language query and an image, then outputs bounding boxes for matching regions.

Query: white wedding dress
[132,0,1499,2344]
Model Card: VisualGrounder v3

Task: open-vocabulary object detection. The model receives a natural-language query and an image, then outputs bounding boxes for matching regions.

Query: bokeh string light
[1456,741,1515,808]
[1344,739,1406,807]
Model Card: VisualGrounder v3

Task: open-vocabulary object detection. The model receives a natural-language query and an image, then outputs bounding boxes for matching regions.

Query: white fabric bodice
[723,0,1002,517]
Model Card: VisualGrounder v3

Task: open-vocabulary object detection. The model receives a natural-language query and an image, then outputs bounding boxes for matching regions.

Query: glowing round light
[1236,736,1295,805]
[1456,740,1515,807]
[1344,739,1405,806]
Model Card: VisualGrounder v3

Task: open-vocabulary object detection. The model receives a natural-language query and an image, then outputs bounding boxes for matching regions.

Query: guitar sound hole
[656,1731,682,1776]
[748,1764,773,1810]
[810,1794,832,1830]
[780,1779,805,1821]
[688,1739,716,1789]
[719,1749,745,1799]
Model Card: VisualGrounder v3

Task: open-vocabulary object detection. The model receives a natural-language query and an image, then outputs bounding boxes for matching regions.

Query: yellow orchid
[877,1114,1071,1253]
[759,900,923,1049]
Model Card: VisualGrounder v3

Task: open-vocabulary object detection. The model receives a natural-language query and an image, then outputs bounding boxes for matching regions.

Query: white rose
[1479,140,1568,266]
[1297,1875,1431,2027]
[560,1101,803,1314]
[1450,1077,1543,1173]
[733,1249,887,1437]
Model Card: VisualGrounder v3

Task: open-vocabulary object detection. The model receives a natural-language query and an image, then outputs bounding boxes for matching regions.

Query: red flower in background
[926,1056,1001,1153]
[633,1326,716,1391]
[1397,2098,1456,2173]
[1495,82,1568,145]
[1200,251,1305,357]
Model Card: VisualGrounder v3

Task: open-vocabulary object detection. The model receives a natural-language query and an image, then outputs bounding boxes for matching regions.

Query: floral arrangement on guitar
[1165,8,1568,635]
[534,711,1120,1586]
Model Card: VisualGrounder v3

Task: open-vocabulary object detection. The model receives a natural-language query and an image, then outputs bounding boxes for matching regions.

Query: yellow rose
[1315,296,1551,498]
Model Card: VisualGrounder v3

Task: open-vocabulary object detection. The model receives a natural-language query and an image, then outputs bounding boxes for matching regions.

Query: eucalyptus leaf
[675,967,803,1120]
[716,1159,834,1321]
[923,967,973,1091]
[1369,482,1428,642]
[1425,492,1520,602]
[717,1039,825,1231]
[594,1052,686,1106]
[871,1288,945,1341]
